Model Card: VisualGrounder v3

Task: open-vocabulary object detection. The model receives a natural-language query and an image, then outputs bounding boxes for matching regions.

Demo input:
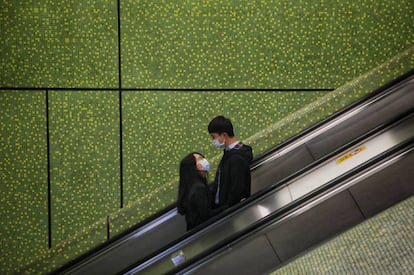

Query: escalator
[123,110,414,274]
[54,72,414,275]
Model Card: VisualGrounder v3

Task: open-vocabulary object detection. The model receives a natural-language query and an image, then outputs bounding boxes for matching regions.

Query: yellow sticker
[336,145,365,164]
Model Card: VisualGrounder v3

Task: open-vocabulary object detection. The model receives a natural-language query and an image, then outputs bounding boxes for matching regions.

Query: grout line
[0,87,334,92]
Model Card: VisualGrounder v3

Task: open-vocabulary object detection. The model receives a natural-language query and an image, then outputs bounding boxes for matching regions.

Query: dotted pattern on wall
[14,49,414,274]
[0,0,413,273]
[0,0,412,89]
[48,91,121,244]
[0,91,48,271]
[0,1,118,88]
[121,0,413,89]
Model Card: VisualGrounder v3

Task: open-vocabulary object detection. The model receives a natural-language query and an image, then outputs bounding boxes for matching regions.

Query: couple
[177,116,253,231]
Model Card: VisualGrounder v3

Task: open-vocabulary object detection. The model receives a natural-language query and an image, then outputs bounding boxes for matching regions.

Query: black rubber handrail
[52,69,414,274]
[173,140,414,275]
[122,111,413,274]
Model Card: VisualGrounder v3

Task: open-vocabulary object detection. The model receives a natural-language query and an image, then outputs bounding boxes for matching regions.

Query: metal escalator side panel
[252,76,414,193]
[181,145,414,275]
[63,209,185,275]
[58,74,414,275]
[125,114,414,275]
[289,116,414,200]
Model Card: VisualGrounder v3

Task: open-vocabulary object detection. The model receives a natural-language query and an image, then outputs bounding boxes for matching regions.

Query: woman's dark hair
[207,115,234,137]
[177,152,206,214]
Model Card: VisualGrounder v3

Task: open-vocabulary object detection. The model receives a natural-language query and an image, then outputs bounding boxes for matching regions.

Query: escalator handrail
[251,69,414,167]
[53,70,414,274]
[175,141,414,275]
[123,111,414,274]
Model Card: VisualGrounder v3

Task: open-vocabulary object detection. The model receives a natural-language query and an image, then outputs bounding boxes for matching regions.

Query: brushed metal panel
[265,190,364,261]
[289,118,414,201]
[192,235,280,275]
[251,145,314,194]
[307,80,414,159]
[69,210,186,275]
[349,151,414,218]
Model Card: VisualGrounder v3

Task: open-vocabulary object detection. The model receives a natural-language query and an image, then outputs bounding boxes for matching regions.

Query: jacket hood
[226,142,253,164]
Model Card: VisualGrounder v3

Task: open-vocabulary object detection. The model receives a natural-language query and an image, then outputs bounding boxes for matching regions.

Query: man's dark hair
[208,116,235,137]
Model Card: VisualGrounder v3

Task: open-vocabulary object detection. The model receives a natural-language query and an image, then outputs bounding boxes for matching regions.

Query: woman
[177,152,222,230]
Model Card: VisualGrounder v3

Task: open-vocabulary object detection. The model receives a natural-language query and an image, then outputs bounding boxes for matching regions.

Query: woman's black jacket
[181,177,222,230]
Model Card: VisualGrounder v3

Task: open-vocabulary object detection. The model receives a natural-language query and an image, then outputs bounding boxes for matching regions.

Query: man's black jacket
[212,142,253,209]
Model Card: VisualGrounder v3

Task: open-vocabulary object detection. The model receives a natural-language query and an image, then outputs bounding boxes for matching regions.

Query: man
[208,115,253,209]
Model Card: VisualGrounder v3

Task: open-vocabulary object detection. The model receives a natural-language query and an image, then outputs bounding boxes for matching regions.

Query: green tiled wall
[121,0,413,89]
[48,91,120,244]
[1,0,412,88]
[17,48,414,273]
[0,91,48,270]
[0,1,118,88]
[1,0,413,273]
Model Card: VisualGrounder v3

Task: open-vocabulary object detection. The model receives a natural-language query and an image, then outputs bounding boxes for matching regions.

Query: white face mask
[213,138,225,149]
[199,158,211,171]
